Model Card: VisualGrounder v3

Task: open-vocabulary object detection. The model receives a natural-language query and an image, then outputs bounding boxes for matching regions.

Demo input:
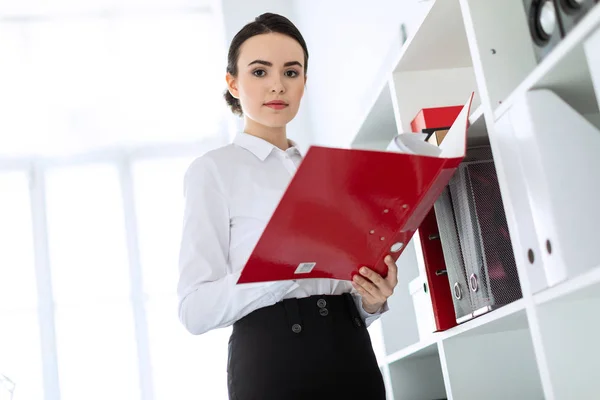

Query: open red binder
[237,93,474,285]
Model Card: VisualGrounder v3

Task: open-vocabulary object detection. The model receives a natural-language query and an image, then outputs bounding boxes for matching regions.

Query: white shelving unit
[358,0,600,399]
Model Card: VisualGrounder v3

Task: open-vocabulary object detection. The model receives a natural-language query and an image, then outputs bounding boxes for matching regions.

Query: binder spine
[433,187,472,322]
[437,157,524,323]
[450,165,489,312]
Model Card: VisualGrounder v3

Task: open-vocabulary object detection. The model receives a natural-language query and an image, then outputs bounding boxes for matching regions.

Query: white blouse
[177,132,389,335]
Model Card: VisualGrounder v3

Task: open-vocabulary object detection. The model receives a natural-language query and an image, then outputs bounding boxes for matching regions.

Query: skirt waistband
[233,293,364,336]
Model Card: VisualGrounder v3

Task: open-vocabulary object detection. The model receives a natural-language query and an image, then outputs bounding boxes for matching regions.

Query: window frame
[0,133,231,400]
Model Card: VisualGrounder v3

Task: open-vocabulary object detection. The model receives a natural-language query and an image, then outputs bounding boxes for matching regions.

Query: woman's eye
[253,69,266,77]
[285,70,299,78]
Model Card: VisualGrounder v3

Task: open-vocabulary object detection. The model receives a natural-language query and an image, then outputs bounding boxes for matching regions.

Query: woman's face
[226,32,306,129]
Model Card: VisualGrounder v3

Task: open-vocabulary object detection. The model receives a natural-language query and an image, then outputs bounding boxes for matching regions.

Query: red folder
[237,93,474,285]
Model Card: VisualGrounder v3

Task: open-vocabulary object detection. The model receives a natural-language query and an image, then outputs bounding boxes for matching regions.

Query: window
[0,4,227,157]
[132,157,193,297]
[146,296,230,400]
[53,303,140,400]
[0,2,230,398]
[0,172,44,400]
[45,164,140,399]
[132,157,230,399]
[0,310,44,400]
[45,164,131,303]
[0,172,38,307]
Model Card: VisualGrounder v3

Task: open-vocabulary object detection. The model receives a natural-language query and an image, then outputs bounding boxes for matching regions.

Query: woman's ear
[226,73,239,99]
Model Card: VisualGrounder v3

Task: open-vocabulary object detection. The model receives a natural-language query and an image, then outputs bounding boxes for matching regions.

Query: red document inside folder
[237,94,474,285]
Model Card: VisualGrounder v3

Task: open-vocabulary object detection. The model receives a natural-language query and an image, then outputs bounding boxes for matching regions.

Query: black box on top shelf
[523,0,563,63]
[556,0,598,36]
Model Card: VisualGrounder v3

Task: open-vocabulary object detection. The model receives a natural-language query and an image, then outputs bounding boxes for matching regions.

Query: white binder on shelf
[507,89,600,287]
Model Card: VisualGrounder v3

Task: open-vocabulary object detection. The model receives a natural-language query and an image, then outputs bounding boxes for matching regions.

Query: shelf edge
[385,336,439,365]
[534,264,600,305]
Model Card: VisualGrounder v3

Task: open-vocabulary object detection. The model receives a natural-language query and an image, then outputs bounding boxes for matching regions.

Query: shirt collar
[233,132,302,161]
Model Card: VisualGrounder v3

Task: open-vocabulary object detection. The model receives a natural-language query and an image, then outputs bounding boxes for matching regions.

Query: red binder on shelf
[417,209,458,331]
[237,93,474,285]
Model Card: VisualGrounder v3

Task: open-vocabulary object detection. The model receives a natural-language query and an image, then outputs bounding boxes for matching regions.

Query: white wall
[292,0,431,147]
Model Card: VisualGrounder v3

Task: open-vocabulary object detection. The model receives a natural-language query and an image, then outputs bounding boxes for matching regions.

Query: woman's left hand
[352,255,398,314]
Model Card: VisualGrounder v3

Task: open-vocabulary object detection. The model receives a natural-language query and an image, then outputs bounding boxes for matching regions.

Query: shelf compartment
[388,342,447,400]
[391,67,480,135]
[393,0,471,73]
[380,239,421,357]
[440,318,544,400]
[386,336,439,365]
[534,279,600,398]
[460,0,539,114]
[350,80,398,151]
[383,299,527,366]
[493,3,600,120]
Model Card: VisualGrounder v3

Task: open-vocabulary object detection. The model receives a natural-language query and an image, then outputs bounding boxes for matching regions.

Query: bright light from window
[132,157,194,296]
[54,302,141,400]
[0,7,227,157]
[146,296,230,400]
[0,172,44,400]
[0,0,212,18]
[0,3,231,399]
[45,164,131,304]
[0,172,38,308]
[132,156,231,399]
[0,310,44,400]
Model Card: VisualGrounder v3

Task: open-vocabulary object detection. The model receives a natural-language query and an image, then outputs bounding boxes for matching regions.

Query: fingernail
[361,267,368,274]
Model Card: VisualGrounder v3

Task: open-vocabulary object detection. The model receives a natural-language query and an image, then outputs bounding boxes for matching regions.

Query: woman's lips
[264,101,288,110]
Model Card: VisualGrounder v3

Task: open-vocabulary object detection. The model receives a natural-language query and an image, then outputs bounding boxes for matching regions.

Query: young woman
[177,12,398,400]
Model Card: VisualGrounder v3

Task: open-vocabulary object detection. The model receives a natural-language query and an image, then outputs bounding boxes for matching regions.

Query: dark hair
[223,13,309,116]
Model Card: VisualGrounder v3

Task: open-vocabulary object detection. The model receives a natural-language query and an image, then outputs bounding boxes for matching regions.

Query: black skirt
[227,293,386,400]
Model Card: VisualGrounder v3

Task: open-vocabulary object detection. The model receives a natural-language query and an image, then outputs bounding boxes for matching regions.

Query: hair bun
[223,90,243,116]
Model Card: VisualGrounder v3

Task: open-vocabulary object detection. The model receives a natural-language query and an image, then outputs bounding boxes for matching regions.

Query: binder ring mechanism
[469,274,479,292]
[453,283,463,300]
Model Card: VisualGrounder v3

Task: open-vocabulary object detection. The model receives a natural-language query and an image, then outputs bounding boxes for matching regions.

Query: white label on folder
[295,262,316,274]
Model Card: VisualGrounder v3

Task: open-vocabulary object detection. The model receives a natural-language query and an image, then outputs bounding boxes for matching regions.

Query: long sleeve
[351,291,389,328]
[177,157,297,335]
